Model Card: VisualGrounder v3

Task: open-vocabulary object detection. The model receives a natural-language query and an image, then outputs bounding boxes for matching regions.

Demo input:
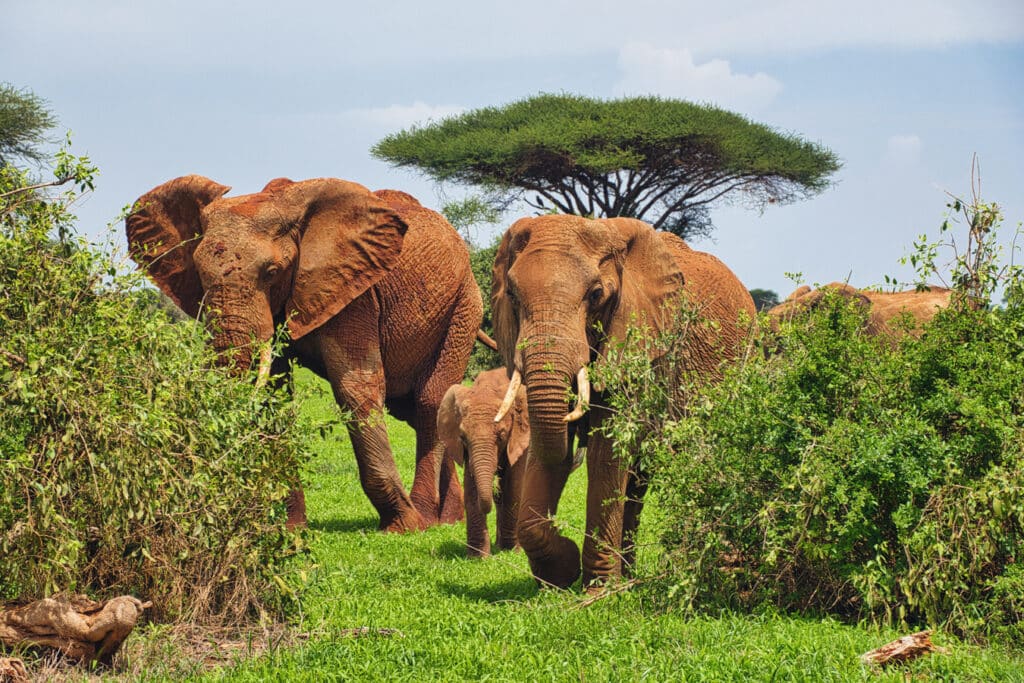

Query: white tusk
[563,366,590,422]
[494,368,522,422]
[254,342,273,389]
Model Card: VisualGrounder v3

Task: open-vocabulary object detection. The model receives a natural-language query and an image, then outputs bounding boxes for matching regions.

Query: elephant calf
[768,282,953,338]
[438,369,529,557]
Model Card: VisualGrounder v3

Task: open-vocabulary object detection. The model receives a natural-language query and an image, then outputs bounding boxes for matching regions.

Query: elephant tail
[476,329,498,351]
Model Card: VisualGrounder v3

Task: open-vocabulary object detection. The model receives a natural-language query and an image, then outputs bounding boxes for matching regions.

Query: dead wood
[0,595,150,666]
[860,630,949,667]
[0,657,28,683]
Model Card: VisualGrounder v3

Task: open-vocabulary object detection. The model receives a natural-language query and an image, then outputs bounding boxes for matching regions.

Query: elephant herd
[126,175,952,591]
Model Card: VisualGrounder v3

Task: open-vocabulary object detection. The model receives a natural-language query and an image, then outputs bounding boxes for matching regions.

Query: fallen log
[860,630,948,667]
[0,595,150,665]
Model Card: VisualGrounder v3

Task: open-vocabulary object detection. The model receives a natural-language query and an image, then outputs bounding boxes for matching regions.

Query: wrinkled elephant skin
[126,177,482,532]
[491,215,755,588]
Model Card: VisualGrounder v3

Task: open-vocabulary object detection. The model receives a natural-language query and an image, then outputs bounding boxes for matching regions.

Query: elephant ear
[601,218,685,348]
[125,175,231,317]
[282,179,408,339]
[491,224,524,374]
[437,385,467,467]
[506,385,530,467]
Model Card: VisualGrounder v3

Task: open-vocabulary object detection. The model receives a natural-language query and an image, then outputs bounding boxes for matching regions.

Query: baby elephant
[438,369,529,557]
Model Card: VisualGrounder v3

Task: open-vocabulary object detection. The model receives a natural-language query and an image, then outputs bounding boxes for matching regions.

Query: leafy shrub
[595,197,1023,642]
[0,159,311,624]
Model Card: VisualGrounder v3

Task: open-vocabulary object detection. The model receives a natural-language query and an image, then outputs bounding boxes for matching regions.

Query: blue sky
[4,1,1022,297]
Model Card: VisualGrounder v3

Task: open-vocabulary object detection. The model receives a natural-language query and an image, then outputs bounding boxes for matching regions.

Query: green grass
[170,369,1022,681]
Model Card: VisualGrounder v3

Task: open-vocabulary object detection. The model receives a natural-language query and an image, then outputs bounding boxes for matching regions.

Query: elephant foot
[528,537,581,589]
[410,496,441,528]
[378,506,428,533]
[285,489,307,530]
[465,542,491,559]
[438,487,465,525]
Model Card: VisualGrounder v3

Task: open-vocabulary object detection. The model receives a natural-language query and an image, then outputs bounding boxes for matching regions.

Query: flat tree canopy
[373,93,840,239]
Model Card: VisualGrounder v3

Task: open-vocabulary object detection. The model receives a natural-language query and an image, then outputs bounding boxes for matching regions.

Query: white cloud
[613,43,783,112]
[342,102,465,130]
[886,134,923,164]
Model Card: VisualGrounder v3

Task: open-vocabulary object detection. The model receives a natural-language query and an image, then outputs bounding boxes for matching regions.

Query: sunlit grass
[177,368,1023,682]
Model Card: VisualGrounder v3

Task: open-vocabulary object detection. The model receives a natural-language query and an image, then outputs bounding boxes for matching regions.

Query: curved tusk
[494,368,522,422]
[563,366,590,422]
[254,341,273,389]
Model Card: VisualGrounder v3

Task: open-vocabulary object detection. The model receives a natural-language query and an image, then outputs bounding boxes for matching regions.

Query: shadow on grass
[431,539,473,560]
[437,576,539,603]
[309,515,379,534]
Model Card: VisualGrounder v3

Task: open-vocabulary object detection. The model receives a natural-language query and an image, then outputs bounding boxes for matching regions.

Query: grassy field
[156,369,1022,681]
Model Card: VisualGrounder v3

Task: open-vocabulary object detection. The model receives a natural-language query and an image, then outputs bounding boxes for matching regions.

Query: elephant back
[658,232,755,370]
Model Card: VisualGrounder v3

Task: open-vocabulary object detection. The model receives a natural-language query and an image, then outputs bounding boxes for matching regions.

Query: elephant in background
[492,214,756,589]
[437,368,529,558]
[126,176,483,532]
[768,282,953,338]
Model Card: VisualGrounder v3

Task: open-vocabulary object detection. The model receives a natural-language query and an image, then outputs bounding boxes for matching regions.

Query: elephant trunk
[470,439,498,515]
[516,335,587,588]
[204,289,274,376]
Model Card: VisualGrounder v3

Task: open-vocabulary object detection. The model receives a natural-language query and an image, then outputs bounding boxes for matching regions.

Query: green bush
[595,199,1024,642]
[0,160,311,623]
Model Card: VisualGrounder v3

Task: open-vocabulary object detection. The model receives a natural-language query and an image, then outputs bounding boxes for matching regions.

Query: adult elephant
[437,368,529,558]
[491,215,755,589]
[126,176,483,532]
[769,282,953,337]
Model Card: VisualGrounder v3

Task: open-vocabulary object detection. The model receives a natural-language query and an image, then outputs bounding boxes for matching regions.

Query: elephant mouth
[494,366,590,424]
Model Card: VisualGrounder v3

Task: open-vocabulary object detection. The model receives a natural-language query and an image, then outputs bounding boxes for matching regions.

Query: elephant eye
[587,285,604,307]
[263,263,281,280]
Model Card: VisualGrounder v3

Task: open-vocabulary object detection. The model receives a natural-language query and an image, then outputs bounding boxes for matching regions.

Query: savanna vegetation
[1,88,1021,680]
[592,192,1024,646]
[0,145,311,626]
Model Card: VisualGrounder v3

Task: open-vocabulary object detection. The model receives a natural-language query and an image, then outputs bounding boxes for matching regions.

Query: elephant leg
[266,356,308,529]
[620,466,649,577]
[343,407,425,533]
[495,456,525,551]
[285,489,307,530]
[581,432,630,588]
[319,303,425,533]
[517,455,580,589]
[462,465,491,557]
[410,290,477,525]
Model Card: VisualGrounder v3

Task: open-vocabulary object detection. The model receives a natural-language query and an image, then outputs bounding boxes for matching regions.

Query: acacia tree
[0,83,56,167]
[373,93,840,239]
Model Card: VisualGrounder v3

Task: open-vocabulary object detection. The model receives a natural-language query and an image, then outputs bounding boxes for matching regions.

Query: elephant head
[125,175,407,374]
[492,216,683,463]
[437,368,529,557]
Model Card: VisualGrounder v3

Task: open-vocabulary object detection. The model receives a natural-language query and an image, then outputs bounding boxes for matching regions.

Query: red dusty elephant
[491,214,755,589]
[437,368,529,558]
[126,176,483,532]
[768,282,953,338]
